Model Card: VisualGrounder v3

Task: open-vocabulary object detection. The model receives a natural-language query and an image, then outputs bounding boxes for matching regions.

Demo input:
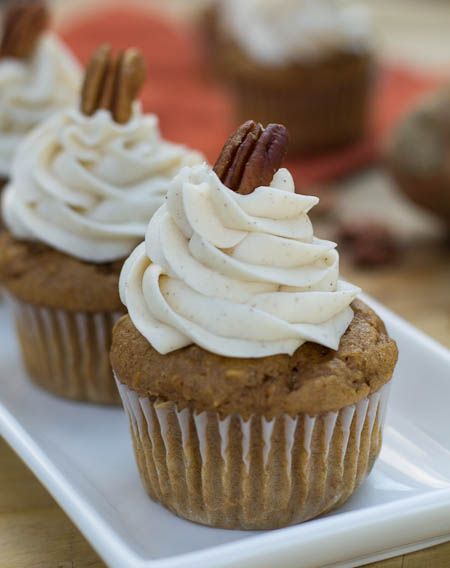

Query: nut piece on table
[337,221,399,268]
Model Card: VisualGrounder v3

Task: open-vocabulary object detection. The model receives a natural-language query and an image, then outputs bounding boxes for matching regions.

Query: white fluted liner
[7,295,122,404]
[116,377,391,529]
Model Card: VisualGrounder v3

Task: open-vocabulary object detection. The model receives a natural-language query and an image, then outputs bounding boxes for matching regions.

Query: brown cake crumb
[0,232,124,312]
[111,299,398,417]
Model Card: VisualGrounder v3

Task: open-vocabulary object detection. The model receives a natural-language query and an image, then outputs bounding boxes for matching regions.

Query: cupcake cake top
[3,44,203,263]
[219,0,371,65]
[120,120,360,358]
[0,0,81,176]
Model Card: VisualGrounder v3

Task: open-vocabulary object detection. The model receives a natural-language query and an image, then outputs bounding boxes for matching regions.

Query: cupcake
[387,87,450,228]
[214,0,374,155]
[0,44,203,404]
[0,0,81,188]
[197,1,224,79]
[111,121,398,529]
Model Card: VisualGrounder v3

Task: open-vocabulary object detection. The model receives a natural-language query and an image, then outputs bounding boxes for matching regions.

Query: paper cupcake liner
[7,295,122,404]
[116,377,391,529]
[229,60,373,156]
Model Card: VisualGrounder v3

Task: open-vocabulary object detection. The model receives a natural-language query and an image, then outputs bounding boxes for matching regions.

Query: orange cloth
[60,6,446,188]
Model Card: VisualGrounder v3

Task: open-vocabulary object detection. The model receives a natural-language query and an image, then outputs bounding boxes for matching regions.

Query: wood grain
[0,440,103,568]
[364,543,450,568]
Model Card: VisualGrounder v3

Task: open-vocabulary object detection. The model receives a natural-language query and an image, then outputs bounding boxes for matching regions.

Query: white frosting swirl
[120,164,360,358]
[220,0,371,65]
[3,105,203,262]
[0,33,81,177]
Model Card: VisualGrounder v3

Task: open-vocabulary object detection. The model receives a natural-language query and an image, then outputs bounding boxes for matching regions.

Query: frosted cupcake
[387,88,450,228]
[111,121,398,529]
[215,0,374,155]
[0,0,81,184]
[0,44,203,404]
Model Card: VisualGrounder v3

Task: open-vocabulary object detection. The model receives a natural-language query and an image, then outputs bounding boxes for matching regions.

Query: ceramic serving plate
[1,294,449,568]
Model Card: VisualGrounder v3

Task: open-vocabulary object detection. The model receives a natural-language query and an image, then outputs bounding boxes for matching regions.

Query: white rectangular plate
[1,295,450,568]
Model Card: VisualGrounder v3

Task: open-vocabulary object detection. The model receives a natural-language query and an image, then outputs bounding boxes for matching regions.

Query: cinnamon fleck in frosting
[120,121,360,358]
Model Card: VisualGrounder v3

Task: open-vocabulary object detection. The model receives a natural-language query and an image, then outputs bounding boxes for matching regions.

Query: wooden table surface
[1,1,449,567]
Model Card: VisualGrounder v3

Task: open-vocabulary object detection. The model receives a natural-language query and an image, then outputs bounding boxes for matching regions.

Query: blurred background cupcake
[0,0,81,190]
[386,86,450,229]
[0,44,202,404]
[209,0,374,156]
[197,0,221,77]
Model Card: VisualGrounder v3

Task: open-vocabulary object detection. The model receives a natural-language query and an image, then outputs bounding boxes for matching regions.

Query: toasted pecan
[213,120,289,194]
[113,49,146,124]
[0,0,49,60]
[80,44,112,117]
[80,44,146,124]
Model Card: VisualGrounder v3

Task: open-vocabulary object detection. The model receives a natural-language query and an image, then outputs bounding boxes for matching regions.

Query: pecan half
[213,120,289,194]
[80,44,112,117]
[0,0,49,60]
[80,45,146,124]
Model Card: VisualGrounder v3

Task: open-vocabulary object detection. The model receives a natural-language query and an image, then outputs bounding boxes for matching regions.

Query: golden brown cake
[0,234,123,403]
[214,0,374,155]
[0,45,202,404]
[112,300,396,417]
[0,234,123,311]
[112,300,396,529]
[111,121,398,529]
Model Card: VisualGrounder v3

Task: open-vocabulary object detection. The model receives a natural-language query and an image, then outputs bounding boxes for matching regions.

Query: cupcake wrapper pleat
[230,60,373,155]
[116,377,391,529]
[7,295,122,404]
